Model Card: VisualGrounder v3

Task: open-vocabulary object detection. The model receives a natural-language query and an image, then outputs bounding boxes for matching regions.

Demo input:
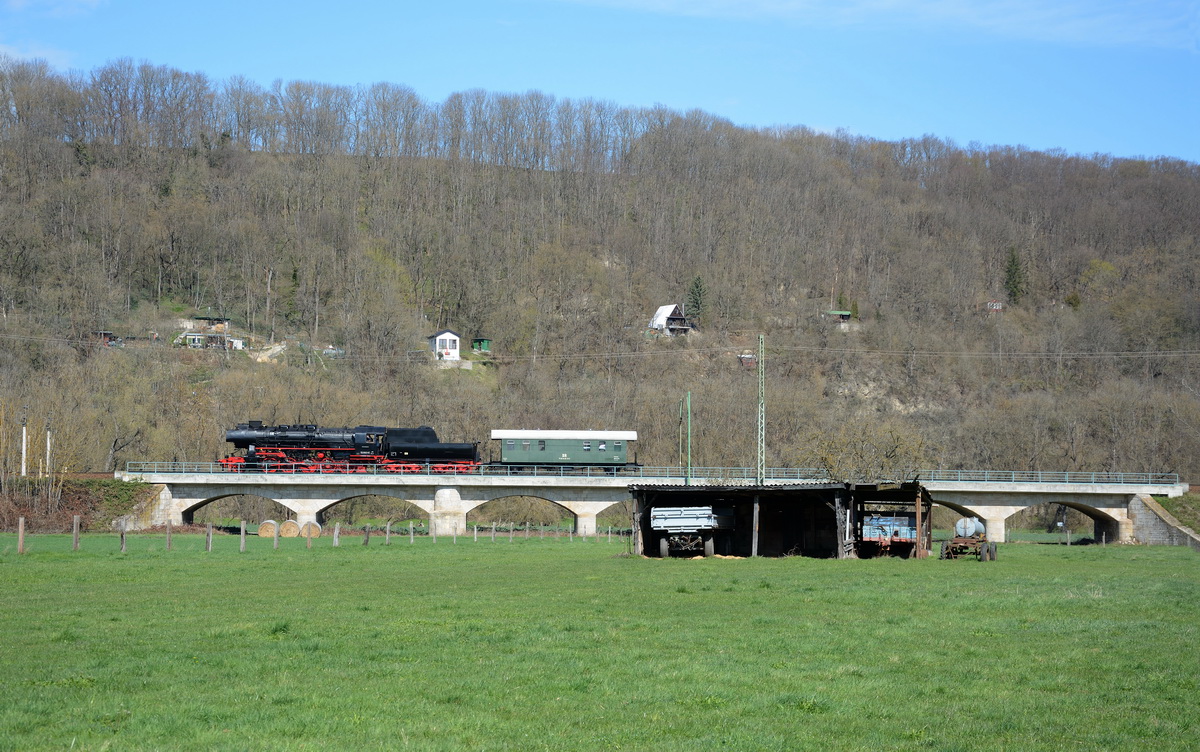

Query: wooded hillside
[2,57,1198,480]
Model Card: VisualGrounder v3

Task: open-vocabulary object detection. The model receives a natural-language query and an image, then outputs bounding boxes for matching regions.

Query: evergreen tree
[1003,248,1027,304]
[686,275,707,325]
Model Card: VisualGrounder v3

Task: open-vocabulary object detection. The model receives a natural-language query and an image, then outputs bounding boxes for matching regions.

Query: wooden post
[431,514,437,544]
[524,522,529,539]
[491,524,495,542]
[385,521,392,545]
[409,520,414,544]
[72,515,80,551]
[306,526,312,549]
[453,523,458,544]
[608,525,612,544]
[120,520,127,553]
[474,525,478,543]
[913,488,925,559]
[333,522,341,547]
[166,520,172,551]
[509,524,513,543]
[239,520,246,553]
[206,523,212,552]
[363,525,370,546]
[273,521,279,550]
[751,496,760,557]
[17,517,25,555]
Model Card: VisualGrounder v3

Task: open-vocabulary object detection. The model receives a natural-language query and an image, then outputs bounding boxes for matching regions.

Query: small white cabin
[429,329,462,361]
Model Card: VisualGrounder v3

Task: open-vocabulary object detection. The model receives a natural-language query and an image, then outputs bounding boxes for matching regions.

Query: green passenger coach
[490,430,638,467]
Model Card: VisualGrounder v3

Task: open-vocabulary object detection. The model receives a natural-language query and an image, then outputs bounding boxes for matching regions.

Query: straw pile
[300,521,323,538]
[257,520,278,537]
[279,519,301,538]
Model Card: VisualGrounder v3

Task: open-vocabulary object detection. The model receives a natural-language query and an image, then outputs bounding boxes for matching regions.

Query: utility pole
[678,391,693,486]
[756,334,765,486]
[20,408,27,477]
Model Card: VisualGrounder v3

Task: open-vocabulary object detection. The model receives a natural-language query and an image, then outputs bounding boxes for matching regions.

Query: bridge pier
[430,487,469,537]
[983,517,1007,543]
[574,512,597,537]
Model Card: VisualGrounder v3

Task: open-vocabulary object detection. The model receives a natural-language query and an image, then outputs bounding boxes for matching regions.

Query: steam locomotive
[218,421,637,474]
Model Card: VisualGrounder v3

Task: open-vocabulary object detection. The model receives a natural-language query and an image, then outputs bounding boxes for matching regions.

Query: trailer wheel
[989,541,998,561]
[979,543,990,562]
[703,533,715,558]
[939,541,949,559]
[659,537,670,558]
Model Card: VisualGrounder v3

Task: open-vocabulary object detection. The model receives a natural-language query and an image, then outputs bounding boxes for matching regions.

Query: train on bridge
[218,421,639,475]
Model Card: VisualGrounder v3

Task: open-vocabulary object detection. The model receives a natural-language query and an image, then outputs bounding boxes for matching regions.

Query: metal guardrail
[120,462,1181,486]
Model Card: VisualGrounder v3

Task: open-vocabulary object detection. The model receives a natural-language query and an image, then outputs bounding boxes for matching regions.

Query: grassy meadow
[1,533,1197,751]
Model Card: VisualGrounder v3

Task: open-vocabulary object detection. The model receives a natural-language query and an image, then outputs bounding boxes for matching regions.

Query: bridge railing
[120,462,1181,486]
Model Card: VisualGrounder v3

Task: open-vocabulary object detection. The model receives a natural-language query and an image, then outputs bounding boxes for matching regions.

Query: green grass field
[1,534,1197,751]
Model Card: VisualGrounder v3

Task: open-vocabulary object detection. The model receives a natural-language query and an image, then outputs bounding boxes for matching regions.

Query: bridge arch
[467,494,574,529]
[1005,500,1120,543]
[317,492,431,526]
[181,492,298,526]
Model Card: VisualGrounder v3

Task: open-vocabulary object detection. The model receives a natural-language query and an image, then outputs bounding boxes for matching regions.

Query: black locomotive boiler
[219,421,480,473]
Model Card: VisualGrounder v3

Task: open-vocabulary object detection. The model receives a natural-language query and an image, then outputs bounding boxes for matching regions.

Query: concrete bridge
[116,463,1187,544]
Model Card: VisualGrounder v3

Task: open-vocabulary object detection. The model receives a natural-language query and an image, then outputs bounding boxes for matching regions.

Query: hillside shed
[648,304,692,336]
[429,330,462,361]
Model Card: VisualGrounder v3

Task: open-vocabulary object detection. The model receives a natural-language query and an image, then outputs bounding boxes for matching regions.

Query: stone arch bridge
[116,464,1188,544]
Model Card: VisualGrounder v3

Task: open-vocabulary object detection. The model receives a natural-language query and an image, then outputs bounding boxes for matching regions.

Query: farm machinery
[939,517,998,561]
[650,506,735,557]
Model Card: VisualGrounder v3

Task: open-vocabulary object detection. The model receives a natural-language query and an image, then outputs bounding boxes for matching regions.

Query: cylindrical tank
[954,517,986,537]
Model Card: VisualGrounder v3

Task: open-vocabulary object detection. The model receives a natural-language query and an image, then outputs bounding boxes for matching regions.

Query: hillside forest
[1,56,1199,499]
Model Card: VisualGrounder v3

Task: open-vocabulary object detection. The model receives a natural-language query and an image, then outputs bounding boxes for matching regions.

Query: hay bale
[300,521,323,539]
[279,519,301,538]
[257,520,278,537]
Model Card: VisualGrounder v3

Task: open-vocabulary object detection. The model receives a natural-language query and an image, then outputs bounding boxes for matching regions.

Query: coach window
[614,441,623,450]
[598,441,606,451]
[583,441,591,451]
[522,440,531,451]
[538,440,546,451]
[506,440,515,450]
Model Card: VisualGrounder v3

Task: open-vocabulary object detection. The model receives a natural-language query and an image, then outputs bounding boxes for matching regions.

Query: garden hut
[429,330,462,361]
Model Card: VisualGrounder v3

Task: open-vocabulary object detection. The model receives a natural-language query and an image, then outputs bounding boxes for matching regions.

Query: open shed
[631,481,932,559]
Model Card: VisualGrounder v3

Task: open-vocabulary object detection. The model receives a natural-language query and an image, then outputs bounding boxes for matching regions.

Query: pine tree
[686,275,707,325]
[1004,249,1027,304]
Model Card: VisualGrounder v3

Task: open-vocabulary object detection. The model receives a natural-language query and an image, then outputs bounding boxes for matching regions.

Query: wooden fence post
[333,522,341,547]
[363,525,370,546]
[206,523,213,552]
[166,520,172,551]
[491,524,495,542]
[72,515,80,551]
[409,520,414,544]
[273,522,279,550]
[306,526,312,549]
[17,517,25,555]
[120,520,127,553]
[385,521,391,545]
[431,514,437,544]
[239,520,246,553]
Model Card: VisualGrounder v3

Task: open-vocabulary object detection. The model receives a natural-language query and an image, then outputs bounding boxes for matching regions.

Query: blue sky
[2,0,1197,161]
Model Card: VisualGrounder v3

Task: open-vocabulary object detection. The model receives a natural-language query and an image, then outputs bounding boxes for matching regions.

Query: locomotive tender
[219,421,637,474]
